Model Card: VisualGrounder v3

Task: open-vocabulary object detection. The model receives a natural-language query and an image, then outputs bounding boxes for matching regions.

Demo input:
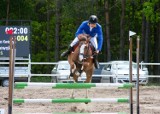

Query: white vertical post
[136,36,140,114]
[28,54,31,82]
[129,30,136,114]
[0,109,5,114]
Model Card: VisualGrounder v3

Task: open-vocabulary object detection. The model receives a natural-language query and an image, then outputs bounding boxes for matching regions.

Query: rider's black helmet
[89,15,98,24]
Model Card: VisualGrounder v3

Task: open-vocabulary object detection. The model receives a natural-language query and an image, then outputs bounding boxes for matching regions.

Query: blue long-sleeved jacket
[75,21,103,51]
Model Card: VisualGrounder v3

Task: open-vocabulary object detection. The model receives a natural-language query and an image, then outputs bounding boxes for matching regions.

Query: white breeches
[70,36,98,50]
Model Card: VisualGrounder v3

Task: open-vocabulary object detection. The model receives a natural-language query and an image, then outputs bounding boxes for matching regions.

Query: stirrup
[94,61,100,69]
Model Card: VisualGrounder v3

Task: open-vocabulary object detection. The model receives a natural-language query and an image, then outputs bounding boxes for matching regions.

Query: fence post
[136,36,140,114]
[8,37,16,114]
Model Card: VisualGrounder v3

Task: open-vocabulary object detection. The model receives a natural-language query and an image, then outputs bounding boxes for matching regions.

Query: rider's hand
[78,34,84,39]
[95,50,99,54]
[78,34,91,39]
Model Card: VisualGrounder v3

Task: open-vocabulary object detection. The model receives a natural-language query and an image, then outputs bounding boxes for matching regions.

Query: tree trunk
[158,23,160,73]
[119,0,126,60]
[153,23,159,75]
[153,3,160,83]
[140,14,146,62]
[55,0,61,61]
[47,4,50,63]
[104,0,111,61]
[140,0,145,62]
[6,0,10,25]
[144,21,150,63]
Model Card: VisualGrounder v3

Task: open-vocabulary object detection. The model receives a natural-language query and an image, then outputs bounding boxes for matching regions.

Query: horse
[68,34,95,98]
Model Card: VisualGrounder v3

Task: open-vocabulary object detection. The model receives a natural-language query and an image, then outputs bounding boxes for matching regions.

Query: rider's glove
[96,50,99,54]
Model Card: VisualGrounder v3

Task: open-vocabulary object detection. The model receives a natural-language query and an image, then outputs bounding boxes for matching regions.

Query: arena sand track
[1,86,160,114]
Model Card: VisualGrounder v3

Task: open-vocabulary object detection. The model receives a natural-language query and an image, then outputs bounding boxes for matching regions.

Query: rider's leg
[90,36,100,69]
[61,37,79,57]
[61,46,73,57]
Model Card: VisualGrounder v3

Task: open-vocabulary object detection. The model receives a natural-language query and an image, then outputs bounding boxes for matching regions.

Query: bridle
[78,38,93,62]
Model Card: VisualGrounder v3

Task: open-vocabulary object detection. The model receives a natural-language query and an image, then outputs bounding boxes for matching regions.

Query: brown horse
[68,34,95,98]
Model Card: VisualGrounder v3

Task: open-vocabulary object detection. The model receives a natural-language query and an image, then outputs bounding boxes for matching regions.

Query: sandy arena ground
[0,85,160,114]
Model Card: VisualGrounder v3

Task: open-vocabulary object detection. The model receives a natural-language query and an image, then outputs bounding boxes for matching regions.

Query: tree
[6,0,10,25]
[55,0,61,61]
[104,0,111,61]
[119,0,126,60]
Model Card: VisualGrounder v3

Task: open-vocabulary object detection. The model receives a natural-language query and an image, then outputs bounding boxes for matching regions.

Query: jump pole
[8,37,16,114]
[136,36,140,114]
[14,82,134,89]
[17,112,127,114]
[129,31,136,114]
[13,98,129,103]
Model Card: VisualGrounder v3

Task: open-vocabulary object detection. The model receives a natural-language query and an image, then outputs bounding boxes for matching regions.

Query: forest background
[0,0,160,82]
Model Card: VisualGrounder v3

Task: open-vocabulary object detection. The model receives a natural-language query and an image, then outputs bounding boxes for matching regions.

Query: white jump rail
[16,112,127,114]
[13,98,129,103]
[14,82,134,89]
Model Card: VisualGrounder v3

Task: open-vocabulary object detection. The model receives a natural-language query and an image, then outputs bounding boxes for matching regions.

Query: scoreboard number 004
[16,35,28,41]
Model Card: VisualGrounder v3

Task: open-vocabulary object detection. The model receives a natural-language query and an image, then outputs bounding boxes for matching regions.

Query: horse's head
[78,34,91,62]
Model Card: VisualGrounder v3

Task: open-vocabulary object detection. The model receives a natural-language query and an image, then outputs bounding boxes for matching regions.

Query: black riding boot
[93,54,100,69]
[61,46,73,57]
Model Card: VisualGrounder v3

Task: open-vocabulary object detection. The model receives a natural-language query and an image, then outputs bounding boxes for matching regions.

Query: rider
[61,15,103,69]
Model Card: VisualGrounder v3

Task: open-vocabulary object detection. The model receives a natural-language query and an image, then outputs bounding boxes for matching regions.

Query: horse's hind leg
[85,89,88,99]
[84,69,93,99]
[71,74,79,99]
[71,89,75,99]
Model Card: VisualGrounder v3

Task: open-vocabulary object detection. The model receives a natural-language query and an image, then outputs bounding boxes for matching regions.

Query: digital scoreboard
[0,26,30,57]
